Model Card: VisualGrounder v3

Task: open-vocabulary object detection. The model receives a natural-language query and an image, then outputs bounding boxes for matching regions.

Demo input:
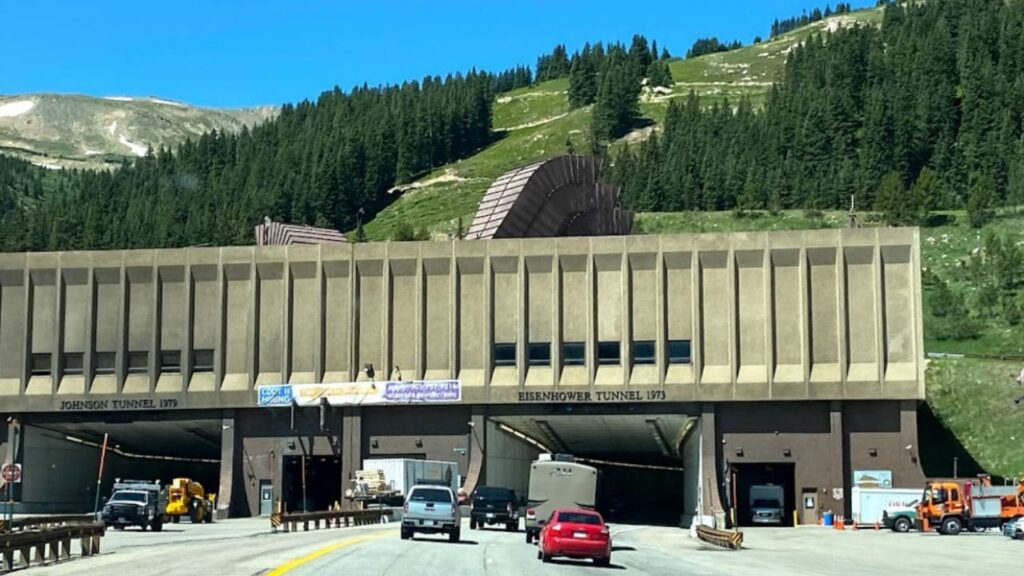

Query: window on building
[160,350,181,372]
[563,342,586,366]
[94,352,116,375]
[30,352,52,375]
[528,343,551,366]
[668,340,692,364]
[633,340,656,365]
[193,349,215,373]
[597,342,621,365]
[494,343,516,367]
[63,352,84,374]
[127,351,149,374]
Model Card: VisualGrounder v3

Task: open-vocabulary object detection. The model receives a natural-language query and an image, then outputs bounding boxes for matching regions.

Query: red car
[537,509,611,566]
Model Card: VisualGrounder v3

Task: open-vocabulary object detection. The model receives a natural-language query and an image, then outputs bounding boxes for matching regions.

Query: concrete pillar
[698,404,724,523]
[340,407,362,510]
[464,407,487,495]
[216,411,236,519]
[831,401,847,517]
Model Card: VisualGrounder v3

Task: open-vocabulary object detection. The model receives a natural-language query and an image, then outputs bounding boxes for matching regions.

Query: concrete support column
[216,411,236,519]
[698,404,724,523]
[899,400,925,486]
[4,418,23,502]
[340,407,362,510]
[831,401,847,517]
[464,407,487,495]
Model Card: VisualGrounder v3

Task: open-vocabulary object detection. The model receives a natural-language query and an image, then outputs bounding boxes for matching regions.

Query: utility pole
[847,195,860,229]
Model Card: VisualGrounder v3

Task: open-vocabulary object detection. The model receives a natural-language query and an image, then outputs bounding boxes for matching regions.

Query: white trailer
[851,487,921,526]
[361,458,460,497]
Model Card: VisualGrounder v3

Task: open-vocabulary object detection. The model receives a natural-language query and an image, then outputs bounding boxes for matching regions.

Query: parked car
[537,509,611,566]
[401,483,461,542]
[1002,517,1024,539]
[470,485,520,531]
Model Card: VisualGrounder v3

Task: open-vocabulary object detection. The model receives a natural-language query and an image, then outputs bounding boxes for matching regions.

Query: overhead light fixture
[869,448,878,457]
[735,448,744,457]
[415,438,423,448]
[783,449,791,458]
[371,439,379,449]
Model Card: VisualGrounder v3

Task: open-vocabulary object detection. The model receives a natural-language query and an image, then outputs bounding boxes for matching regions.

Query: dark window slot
[30,352,52,375]
[632,340,656,365]
[562,342,586,366]
[597,341,620,365]
[63,352,85,374]
[127,351,149,374]
[193,349,215,373]
[528,343,551,366]
[493,343,517,367]
[668,340,692,364]
[94,352,117,374]
[160,350,181,371]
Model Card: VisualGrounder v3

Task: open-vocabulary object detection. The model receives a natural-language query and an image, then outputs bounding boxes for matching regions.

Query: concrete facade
[0,228,926,522]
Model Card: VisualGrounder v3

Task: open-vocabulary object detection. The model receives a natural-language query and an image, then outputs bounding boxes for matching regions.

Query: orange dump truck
[916,475,1023,535]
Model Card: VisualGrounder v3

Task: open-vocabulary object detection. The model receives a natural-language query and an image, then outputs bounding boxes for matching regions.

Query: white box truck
[361,458,460,498]
[851,487,921,526]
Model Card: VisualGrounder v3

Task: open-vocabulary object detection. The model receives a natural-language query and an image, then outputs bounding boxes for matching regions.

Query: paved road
[25,519,1024,575]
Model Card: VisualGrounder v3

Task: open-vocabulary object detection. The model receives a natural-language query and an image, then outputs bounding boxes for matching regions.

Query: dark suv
[469,486,520,531]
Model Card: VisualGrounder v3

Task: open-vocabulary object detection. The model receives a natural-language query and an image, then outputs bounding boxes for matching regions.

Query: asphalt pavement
[22,518,1023,575]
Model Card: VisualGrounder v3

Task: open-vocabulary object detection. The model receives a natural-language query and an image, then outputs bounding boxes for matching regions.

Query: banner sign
[257,380,461,407]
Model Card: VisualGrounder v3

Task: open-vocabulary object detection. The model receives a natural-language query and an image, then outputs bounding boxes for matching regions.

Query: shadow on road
[547,559,625,570]
[611,545,636,552]
[410,537,479,546]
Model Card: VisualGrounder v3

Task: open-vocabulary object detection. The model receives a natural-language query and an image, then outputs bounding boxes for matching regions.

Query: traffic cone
[922,517,930,532]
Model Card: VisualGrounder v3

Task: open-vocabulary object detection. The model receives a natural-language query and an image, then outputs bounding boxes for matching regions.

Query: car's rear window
[556,511,602,525]
[474,487,513,500]
[753,499,780,508]
[410,488,452,503]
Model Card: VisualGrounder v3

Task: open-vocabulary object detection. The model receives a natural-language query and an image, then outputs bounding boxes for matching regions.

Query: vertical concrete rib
[872,231,885,388]
[116,262,127,393]
[247,254,258,390]
[83,264,96,392]
[800,247,811,397]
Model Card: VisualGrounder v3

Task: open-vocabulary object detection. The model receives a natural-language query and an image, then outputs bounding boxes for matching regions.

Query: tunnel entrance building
[1,227,926,524]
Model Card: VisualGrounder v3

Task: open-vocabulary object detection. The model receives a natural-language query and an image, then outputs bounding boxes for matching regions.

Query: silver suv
[401,484,462,542]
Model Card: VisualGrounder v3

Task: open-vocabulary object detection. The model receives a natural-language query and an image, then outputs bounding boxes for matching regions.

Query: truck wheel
[893,517,911,533]
[449,528,461,543]
[152,518,163,532]
[172,515,180,524]
[525,531,533,544]
[400,527,411,540]
[470,518,477,530]
[941,517,962,536]
[506,521,517,532]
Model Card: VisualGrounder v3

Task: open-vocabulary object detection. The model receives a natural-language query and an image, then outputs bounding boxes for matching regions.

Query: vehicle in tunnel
[537,509,612,566]
[731,463,796,528]
[525,457,597,544]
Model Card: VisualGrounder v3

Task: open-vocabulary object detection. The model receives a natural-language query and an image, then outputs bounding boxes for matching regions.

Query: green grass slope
[362,6,884,241]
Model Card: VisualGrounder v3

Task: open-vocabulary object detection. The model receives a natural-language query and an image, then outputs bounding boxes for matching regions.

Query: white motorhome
[524,455,598,543]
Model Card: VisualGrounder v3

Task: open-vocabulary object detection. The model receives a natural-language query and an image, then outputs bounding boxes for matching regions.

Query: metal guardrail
[275,508,394,533]
[0,514,96,533]
[695,525,743,550]
[1,522,105,573]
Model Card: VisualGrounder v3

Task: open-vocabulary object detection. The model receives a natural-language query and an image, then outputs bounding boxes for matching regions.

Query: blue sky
[0,1,875,108]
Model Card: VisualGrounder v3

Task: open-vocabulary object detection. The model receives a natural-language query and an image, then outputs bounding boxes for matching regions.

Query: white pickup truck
[401,484,462,542]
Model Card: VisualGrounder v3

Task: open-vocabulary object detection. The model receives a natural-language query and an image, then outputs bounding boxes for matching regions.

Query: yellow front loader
[165,477,217,524]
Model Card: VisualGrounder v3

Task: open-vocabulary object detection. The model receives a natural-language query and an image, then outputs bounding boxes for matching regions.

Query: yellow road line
[267,532,388,576]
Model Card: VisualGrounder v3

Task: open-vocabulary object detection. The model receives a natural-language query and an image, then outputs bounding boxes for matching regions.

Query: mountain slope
[0,94,276,170]
[362,6,885,240]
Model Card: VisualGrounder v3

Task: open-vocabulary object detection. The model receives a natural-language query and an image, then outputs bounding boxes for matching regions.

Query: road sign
[1,463,21,483]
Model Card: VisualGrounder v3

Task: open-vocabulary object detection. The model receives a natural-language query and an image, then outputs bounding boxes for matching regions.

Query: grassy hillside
[0,93,275,170]
[926,358,1024,478]
[362,6,884,241]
